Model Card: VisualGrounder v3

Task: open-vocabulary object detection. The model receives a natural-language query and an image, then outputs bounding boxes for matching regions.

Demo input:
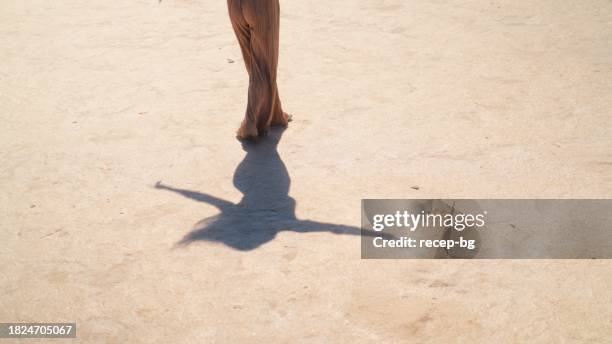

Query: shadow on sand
[156,128,384,251]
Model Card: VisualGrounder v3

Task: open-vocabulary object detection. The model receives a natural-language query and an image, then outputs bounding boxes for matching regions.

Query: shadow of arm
[289,220,396,239]
[154,181,234,211]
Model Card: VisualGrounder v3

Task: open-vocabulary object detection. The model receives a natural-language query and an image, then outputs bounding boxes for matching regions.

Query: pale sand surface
[1,0,612,342]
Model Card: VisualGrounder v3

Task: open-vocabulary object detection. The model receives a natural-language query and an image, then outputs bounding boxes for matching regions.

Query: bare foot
[271,112,293,127]
[236,119,258,140]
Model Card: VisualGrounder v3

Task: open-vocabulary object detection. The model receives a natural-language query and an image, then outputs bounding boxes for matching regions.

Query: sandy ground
[1,0,612,342]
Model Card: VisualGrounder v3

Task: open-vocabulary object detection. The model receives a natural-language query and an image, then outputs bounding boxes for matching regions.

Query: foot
[271,112,293,127]
[236,119,258,140]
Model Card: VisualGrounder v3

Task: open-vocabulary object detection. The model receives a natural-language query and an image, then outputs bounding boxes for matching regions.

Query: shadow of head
[156,128,385,251]
[233,128,291,211]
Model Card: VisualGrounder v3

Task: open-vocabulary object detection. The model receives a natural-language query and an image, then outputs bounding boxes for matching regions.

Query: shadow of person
[155,127,385,251]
